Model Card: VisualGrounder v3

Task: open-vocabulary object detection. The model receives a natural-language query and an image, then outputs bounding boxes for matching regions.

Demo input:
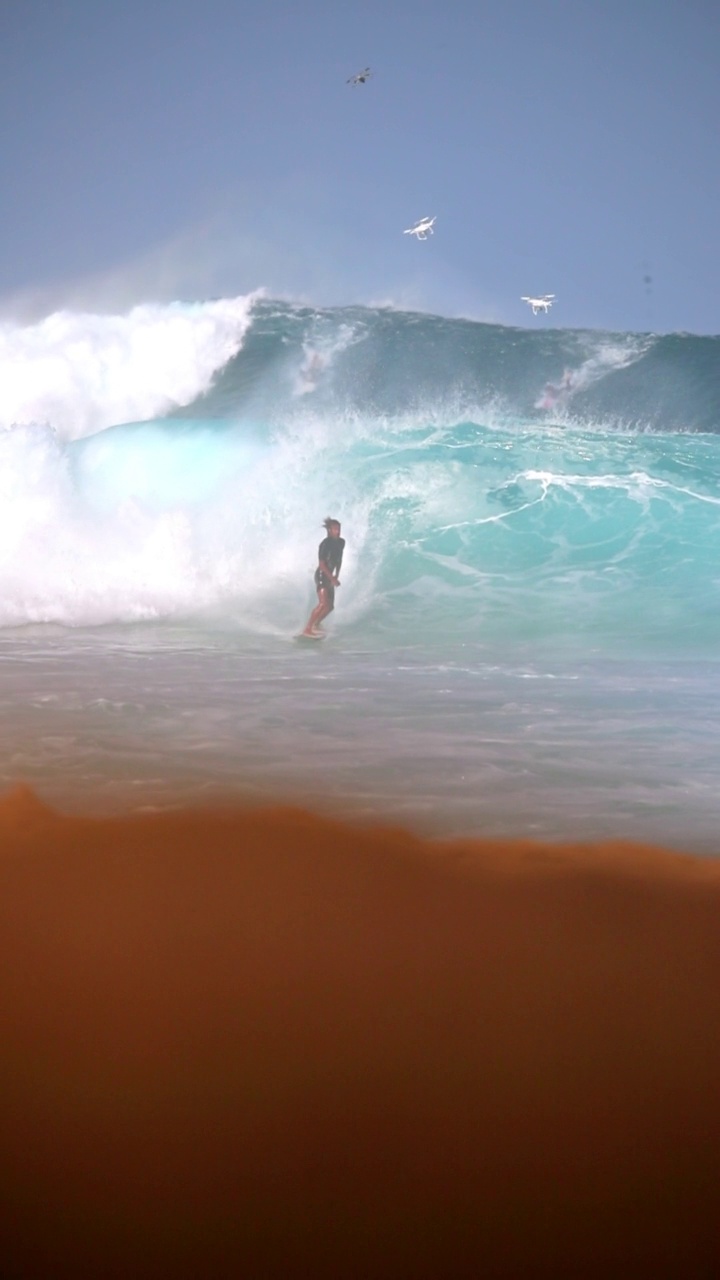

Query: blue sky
[1,0,718,333]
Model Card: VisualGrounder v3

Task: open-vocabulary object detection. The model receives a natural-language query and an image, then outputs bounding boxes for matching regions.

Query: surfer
[302,518,345,637]
[538,368,574,411]
[296,348,326,396]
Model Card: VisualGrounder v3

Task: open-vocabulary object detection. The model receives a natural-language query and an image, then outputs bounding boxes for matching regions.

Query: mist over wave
[1,295,719,650]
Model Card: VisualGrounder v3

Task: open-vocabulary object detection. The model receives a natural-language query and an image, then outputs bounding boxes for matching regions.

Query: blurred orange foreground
[1,785,719,1278]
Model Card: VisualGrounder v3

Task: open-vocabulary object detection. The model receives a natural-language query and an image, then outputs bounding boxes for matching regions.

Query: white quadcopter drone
[521,294,555,315]
[403,216,436,241]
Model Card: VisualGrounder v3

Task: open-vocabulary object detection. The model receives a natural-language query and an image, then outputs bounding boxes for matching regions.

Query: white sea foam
[0,294,260,441]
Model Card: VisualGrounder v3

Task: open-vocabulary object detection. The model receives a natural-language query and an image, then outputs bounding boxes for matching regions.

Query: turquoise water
[1,296,718,849]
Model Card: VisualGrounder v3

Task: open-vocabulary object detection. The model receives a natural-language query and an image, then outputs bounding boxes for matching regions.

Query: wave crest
[0,294,260,440]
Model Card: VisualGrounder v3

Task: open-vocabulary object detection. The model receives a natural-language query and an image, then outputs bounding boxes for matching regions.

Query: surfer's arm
[331,542,344,584]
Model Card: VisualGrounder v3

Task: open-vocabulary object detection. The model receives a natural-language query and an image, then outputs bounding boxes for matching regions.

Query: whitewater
[2,293,719,851]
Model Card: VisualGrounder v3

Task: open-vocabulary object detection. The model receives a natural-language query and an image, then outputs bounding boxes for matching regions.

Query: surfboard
[294,632,326,643]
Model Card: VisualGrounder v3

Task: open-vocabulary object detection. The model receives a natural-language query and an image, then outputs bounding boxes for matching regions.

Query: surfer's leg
[316,585,335,629]
[303,587,330,636]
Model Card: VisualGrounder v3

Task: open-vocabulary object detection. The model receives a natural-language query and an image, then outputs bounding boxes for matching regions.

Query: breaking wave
[1,294,719,652]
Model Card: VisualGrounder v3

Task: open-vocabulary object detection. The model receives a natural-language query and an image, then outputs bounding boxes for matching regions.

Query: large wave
[1,296,719,648]
[4,294,719,440]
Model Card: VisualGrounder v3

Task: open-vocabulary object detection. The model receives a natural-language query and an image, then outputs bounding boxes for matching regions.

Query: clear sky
[1,0,718,333]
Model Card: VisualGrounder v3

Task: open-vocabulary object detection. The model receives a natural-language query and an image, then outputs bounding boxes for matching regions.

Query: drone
[521,294,555,315]
[403,216,436,241]
[347,67,372,85]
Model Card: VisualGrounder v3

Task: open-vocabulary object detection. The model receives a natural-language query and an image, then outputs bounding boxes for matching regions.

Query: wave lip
[0,293,261,441]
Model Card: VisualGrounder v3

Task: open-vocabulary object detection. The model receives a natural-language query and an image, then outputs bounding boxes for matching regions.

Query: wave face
[189,300,720,435]
[1,296,719,652]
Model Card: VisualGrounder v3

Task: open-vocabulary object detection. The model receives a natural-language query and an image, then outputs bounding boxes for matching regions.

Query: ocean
[2,294,720,851]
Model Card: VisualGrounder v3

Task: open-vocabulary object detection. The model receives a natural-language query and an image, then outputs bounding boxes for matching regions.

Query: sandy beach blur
[1,785,719,1278]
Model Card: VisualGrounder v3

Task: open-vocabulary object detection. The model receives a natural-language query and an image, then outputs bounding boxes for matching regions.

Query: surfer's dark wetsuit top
[314,535,345,604]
